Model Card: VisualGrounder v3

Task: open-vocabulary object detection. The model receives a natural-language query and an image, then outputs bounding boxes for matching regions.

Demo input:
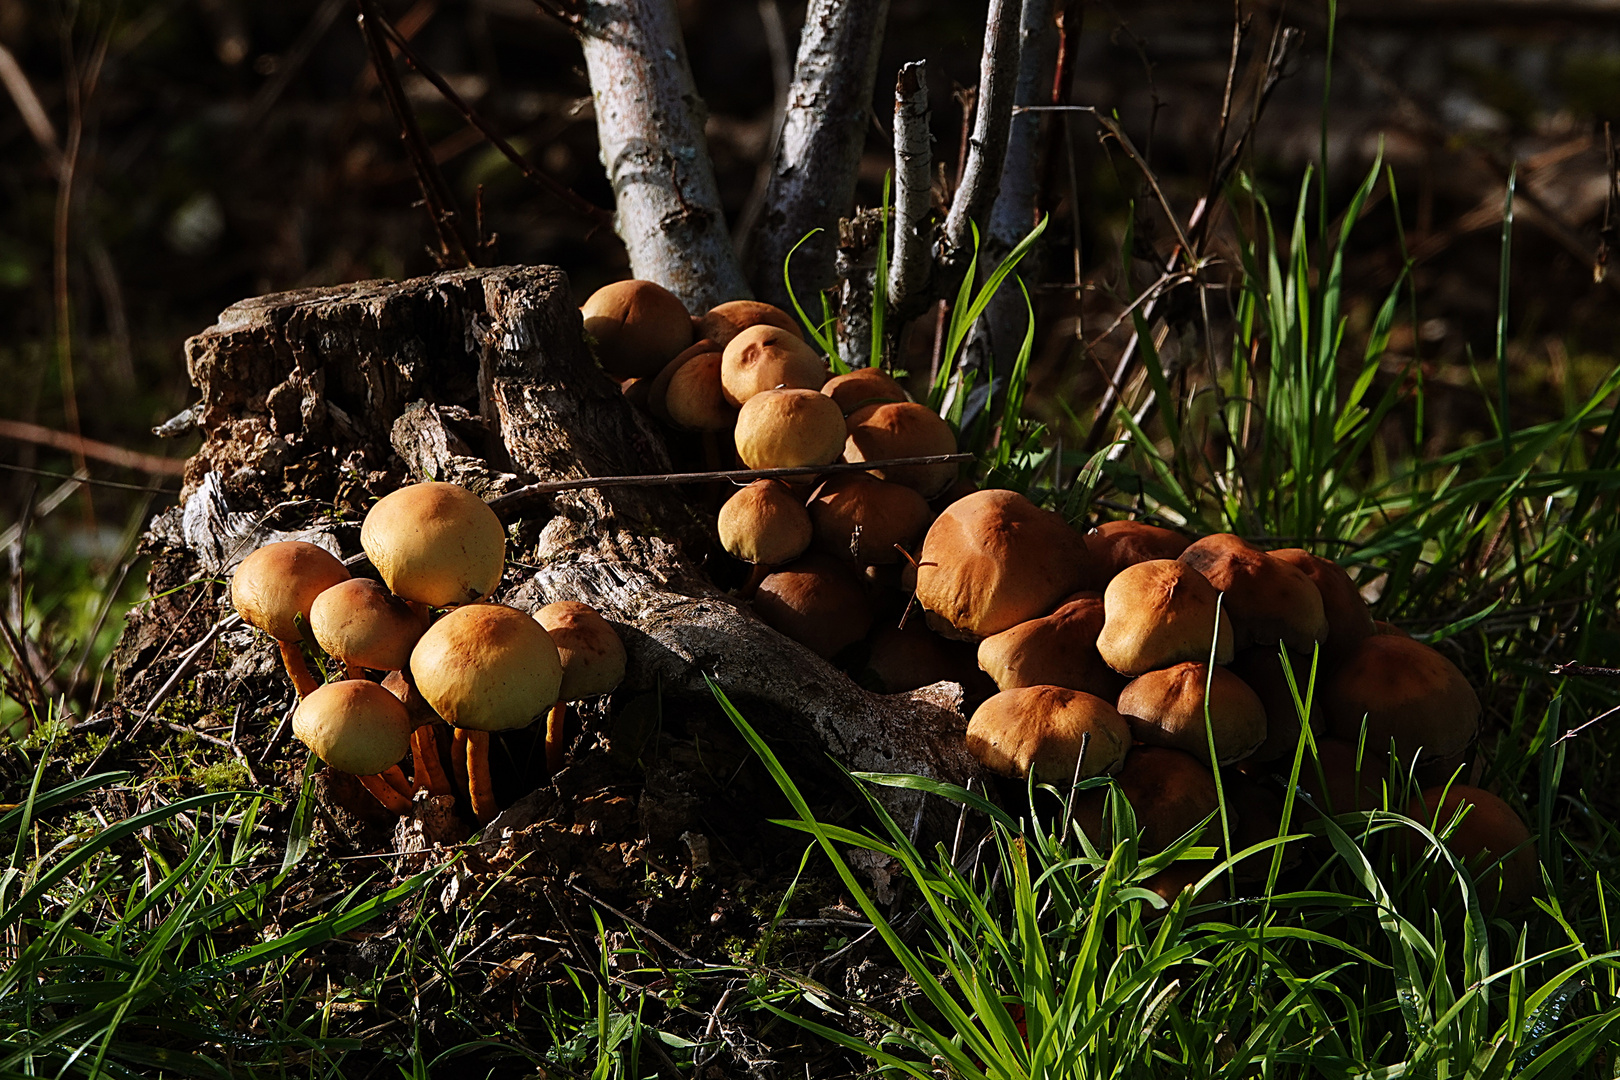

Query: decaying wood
[128,265,984,837]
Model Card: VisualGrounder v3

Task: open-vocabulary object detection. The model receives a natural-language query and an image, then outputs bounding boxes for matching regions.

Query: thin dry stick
[374,13,612,229]
[0,420,186,475]
[485,453,974,514]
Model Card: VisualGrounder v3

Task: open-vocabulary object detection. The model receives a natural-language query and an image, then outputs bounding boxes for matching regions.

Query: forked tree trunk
[128,266,984,836]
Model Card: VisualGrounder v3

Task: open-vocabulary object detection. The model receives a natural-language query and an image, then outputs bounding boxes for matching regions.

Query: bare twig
[0,41,62,169]
[356,0,472,269]
[0,420,186,475]
[486,452,973,516]
[746,0,893,307]
[374,13,613,229]
[578,0,748,310]
[941,0,1022,265]
[1551,662,1620,678]
[887,61,933,314]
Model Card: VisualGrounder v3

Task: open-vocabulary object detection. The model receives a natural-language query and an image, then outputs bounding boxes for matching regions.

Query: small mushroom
[664,348,737,433]
[293,678,414,814]
[1326,635,1479,765]
[914,489,1094,641]
[1177,534,1328,652]
[807,472,933,566]
[534,601,626,775]
[1073,745,1221,854]
[1085,520,1192,585]
[382,669,453,798]
[581,279,694,378]
[975,592,1127,701]
[842,402,959,498]
[1406,784,1538,911]
[733,388,847,474]
[821,367,908,413]
[718,479,814,597]
[1116,661,1268,765]
[862,622,982,694]
[310,578,430,679]
[1297,736,1386,816]
[1228,646,1322,763]
[361,481,506,608]
[1268,548,1375,661]
[646,338,720,423]
[720,325,827,406]
[411,603,563,823]
[231,540,352,698]
[1095,560,1235,676]
[698,300,802,346]
[965,685,1130,782]
[753,553,874,658]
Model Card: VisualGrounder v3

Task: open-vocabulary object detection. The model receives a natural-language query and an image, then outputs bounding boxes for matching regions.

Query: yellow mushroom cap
[965,685,1130,781]
[231,540,351,642]
[733,388,847,472]
[310,578,430,672]
[411,603,563,732]
[665,349,737,432]
[293,678,412,775]
[718,479,813,566]
[360,482,506,608]
[534,601,627,702]
[1095,560,1235,675]
[698,300,803,347]
[581,279,694,379]
[842,402,959,498]
[720,325,827,406]
[914,488,1093,641]
[976,592,1125,700]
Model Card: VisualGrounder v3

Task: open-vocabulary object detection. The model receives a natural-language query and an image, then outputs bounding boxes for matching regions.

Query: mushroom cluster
[232,480,624,825]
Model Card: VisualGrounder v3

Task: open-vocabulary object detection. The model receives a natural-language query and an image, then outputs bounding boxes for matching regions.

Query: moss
[191,760,249,793]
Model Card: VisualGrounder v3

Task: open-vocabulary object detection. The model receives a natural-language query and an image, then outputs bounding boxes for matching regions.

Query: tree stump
[118,265,985,838]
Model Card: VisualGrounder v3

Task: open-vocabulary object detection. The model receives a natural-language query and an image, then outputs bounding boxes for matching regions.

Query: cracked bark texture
[130,265,984,836]
[745,0,892,309]
[579,0,749,310]
[887,61,933,317]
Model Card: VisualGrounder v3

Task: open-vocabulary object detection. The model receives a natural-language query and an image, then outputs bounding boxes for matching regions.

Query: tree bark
[579,0,749,311]
[887,61,933,317]
[745,0,892,309]
[940,0,1023,267]
[124,266,984,837]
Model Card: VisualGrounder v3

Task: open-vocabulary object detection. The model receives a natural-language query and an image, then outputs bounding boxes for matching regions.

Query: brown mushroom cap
[914,489,1094,641]
[1225,771,1300,882]
[808,472,933,565]
[534,601,627,701]
[410,603,563,732]
[647,338,720,423]
[310,578,430,673]
[1086,520,1193,585]
[699,300,802,346]
[382,669,442,731]
[1373,620,1410,639]
[975,592,1127,700]
[293,678,412,776]
[753,553,873,658]
[231,540,351,643]
[1228,646,1323,763]
[1326,635,1479,764]
[581,279,694,378]
[733,388,847,472]
[862,622,981,694]
[1074,745,1221,853]
[1407,784,1538,910]
[1297,736,1387,815]
[966,685,1130,781]
[1268,548,1375,660]
[720,325,827,406]
[718,480,813,566]
[1117,661,1268,765]
[822,368,908,414]
[361,482,506,608]
[1177,534,1328,652]
[1095,560,1235,676]
[843,402,959,498]
[664,349,737,431]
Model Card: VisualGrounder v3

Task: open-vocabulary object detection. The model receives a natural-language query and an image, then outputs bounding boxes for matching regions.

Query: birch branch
[579,0,749,311]
[887,61,933,314]
[940,0,1022,266]
[746,0,892,308]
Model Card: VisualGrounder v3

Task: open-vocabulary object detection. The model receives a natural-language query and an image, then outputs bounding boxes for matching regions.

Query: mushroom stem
[545,702,568,776]
[738,562,770,600]
[455,729,499,825]
[359,773,412,815]
[278,640,320,699]
[451,727,470,795]
[411,724,452,796]
[380,764,414,800]
[342,660,365,681]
